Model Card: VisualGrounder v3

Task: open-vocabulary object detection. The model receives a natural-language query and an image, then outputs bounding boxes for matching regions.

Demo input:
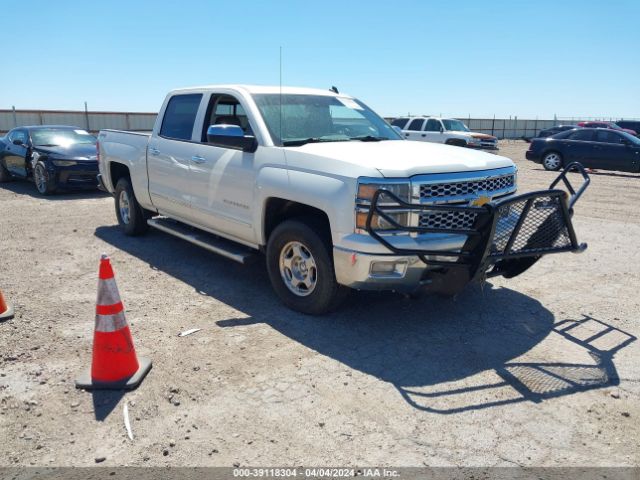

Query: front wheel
[114,177,149,236]
[266,219,349,315]
[542,151,563,171]
[0,160,12,182]
[33,161,56,195]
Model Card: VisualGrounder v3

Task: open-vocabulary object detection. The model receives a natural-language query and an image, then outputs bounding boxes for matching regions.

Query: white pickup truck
[98,85,589,314]
[392,116,499,150]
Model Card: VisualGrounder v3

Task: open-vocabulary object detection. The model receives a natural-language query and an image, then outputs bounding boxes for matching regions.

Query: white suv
[392,116,498,151]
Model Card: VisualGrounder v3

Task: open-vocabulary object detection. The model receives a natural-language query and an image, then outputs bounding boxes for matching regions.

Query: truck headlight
[356,181,410,204]
[355,179,410,233]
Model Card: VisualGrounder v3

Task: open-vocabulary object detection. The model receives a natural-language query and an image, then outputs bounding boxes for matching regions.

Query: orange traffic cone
[0,288,14,321]
[76,254,151,390]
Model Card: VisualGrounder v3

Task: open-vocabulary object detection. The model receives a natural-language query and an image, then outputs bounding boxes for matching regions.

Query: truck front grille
[419,174,515,200]
[418,210,478,230]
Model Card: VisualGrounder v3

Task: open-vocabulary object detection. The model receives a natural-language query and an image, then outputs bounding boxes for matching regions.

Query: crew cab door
[423,119,443,143]
[402,118,425,141]
[4,129,30,177]
[186,92,257,243]
[561,129,596,167]
[147,93,203,220]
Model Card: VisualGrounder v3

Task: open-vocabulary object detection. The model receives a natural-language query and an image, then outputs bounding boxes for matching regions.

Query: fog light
[370,261,408,278]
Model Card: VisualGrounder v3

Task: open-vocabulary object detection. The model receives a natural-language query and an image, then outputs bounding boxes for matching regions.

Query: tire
[33,161,56,195]
[542,151,563,171]
[0,159,12,182]
[266,218,349,315]
[114,177,149,236]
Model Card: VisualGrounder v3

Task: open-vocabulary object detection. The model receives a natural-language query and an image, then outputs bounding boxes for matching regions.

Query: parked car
[391,116,498,150]
[615,120,640,136]
[98,85,589,314]
[576,121,637,137]
[535,125,580,138]
[526,128,640,172]
[0,126,98,194]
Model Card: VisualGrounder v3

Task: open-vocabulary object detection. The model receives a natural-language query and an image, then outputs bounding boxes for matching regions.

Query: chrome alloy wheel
[543,152,561,170]
[119,189,131,225]
[279,241,318,297]
[34,164,48,193]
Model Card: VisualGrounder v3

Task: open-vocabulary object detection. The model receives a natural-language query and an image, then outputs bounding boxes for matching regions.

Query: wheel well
[263,198,331,244]
[445,138,467,147]
[109,162,130,188]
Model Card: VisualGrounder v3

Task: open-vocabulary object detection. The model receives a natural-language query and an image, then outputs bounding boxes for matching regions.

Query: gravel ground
[0,140,638,467]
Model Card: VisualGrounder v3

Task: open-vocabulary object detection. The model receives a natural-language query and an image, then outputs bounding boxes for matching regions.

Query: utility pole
[84,101,90,131]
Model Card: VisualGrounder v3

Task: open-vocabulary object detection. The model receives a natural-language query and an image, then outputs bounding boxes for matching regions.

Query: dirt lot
[0,141,639,468]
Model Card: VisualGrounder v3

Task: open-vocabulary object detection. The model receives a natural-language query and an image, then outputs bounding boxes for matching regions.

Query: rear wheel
[542,151,563,171]
[266,219,349,315]
[33,161,56,195]
[114,177,149,236]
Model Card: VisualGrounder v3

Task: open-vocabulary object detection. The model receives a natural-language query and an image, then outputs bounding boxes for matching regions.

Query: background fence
[0,109,157,135]
[0,108,636,139]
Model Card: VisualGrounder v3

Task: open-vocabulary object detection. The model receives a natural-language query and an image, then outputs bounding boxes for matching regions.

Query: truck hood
[284,140,513,178]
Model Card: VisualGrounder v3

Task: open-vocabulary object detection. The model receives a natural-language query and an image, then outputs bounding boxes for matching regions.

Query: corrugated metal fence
[0,109,157,135]
[1,108,635,139]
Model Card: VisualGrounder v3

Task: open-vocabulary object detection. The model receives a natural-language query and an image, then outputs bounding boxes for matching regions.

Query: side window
[424,119,441,132]
[595,130,623,144]
[160,94,203,141]
[568,130,593,141]
[8,129,28,144]
[391,118,408,129]
[201,94,253,141]
[406,119,424,131]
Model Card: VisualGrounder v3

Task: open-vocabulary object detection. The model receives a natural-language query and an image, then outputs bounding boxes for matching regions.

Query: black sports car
[526,127,640,172]
[0,125,98,194]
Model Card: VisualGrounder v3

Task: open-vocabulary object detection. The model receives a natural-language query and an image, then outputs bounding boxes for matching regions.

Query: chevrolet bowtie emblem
[470,195,491,207]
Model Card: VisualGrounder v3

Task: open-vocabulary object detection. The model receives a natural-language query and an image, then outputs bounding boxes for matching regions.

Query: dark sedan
[0,126,98,194]
[526,128,640,172]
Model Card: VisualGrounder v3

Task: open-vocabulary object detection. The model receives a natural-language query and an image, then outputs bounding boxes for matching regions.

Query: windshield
[441,119,470,132]
[252,94,402,146]
[31,128,96,147]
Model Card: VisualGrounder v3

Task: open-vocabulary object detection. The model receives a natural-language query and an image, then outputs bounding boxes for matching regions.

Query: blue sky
[1,0,638,118]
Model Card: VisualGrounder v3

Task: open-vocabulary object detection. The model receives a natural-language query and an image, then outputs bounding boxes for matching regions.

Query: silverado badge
[470,195,491,207]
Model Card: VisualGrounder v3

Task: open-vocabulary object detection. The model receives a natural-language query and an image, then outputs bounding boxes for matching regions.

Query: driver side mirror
[439,126,444,133]
[206,125,257,153]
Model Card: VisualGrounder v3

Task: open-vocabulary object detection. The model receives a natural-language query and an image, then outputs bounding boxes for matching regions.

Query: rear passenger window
[406,119,424,131]
[424,119,441,132]
[568,130,593,141]
[160,94,203,141]
[391,118,409,129]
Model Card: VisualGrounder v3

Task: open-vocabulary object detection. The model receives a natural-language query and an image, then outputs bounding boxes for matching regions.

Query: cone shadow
[91,390,126,421]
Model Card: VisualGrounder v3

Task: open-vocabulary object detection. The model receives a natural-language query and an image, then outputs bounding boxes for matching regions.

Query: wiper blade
[35,144,59,147]
[350,135,387,142]
[282,137,349,147]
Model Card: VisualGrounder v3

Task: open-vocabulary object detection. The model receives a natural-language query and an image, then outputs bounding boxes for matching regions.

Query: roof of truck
[170,84,350,97]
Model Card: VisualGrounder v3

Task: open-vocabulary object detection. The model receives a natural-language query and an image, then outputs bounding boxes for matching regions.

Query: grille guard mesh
[365,163,590,282]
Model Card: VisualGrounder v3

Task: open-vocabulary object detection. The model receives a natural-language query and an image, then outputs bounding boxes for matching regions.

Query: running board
[147,217,259,265]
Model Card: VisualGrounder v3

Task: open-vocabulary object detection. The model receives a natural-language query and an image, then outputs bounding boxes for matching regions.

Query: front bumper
[51,163,99,190]
[336,163,590,294]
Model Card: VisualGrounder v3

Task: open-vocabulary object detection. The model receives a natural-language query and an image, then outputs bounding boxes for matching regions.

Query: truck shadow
[95,225,635,414]
[0,179,107,200]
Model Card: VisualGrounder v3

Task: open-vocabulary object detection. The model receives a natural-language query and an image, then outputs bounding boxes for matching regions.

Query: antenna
[279,46,282,144]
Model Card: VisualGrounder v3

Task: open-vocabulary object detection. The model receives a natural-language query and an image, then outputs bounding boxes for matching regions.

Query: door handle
[191,155,206,164]
[149,147,160,156]
[421,134,426,137]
